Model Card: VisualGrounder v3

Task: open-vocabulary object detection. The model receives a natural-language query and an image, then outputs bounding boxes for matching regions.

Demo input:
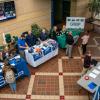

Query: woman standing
[81,31,90,55]
[2,63,17,93]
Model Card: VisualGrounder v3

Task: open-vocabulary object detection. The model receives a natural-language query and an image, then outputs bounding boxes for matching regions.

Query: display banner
[66,17,85,29]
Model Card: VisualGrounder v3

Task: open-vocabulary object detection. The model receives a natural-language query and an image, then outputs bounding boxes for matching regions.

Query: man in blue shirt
[25,31,38,47]
[17,34,28,59]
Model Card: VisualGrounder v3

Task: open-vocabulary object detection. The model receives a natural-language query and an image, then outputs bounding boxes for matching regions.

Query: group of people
[0,24,98,93]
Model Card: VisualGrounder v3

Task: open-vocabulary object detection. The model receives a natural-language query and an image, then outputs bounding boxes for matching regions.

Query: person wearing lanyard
[17,34,28,59]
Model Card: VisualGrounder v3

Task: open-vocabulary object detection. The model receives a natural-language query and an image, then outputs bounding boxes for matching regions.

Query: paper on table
[1,65,4,68]
[89,73,97,79]
[97,65,100,70]
[0,69,2,73]
[11,63,15,66]
[14,55,20,59]
[92,69,100,75]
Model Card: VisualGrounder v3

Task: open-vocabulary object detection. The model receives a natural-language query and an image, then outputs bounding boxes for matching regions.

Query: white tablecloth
[25,39,58,67]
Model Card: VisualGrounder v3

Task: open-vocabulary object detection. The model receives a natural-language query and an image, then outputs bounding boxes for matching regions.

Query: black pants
[82,44,87,55]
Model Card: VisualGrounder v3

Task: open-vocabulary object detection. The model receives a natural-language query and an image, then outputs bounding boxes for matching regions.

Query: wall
[70,0,90,17]
[0,0,51,44]
[54,0,62,23]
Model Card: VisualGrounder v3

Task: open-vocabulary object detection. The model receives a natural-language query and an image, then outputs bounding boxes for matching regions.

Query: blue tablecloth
[0,57,30,88]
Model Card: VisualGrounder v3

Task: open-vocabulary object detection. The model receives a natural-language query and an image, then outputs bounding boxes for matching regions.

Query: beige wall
[0,0,51,44]
[70,0,90,18]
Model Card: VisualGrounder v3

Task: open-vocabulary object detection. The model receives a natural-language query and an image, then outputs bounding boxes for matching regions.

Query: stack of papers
[89,73,97,79]
[92,69,100,75]
[97,65,100,70]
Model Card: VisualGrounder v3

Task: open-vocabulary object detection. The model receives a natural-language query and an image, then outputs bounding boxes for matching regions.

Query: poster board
[66,17,85,30]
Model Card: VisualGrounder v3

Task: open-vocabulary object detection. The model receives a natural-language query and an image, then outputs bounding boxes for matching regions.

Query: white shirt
[81,35,89,45]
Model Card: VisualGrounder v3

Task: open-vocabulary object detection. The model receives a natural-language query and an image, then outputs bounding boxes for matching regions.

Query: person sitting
[49,26,58,40]
[25,31,38,47]
[39,29,48,41]
[81,51,92,76]
[66,31,74,58]
[17,34,28,59]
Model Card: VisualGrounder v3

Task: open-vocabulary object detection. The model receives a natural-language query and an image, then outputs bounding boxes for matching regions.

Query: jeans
[82,44,87,55]
[9,82,16,92]
[66,44,73,57]
[19,50,25,59]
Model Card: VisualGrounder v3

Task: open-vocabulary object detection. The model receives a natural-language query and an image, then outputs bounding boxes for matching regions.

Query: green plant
[88,0,100,19]
[31,24,42,37]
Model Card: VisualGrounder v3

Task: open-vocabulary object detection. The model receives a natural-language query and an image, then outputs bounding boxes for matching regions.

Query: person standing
[81,51,92,76]
[66,32,74,58]
[2,64,17,93]
[25,31,38,47]
[81,31,90,55]
[17,34,28,59]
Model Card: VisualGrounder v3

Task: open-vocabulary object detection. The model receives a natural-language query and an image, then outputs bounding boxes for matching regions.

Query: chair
[12,36,18,42]
[0,45,4,51]
[5,34,11,43]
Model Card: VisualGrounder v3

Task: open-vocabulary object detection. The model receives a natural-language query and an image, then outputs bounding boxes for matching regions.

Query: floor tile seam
[0,94,26,99]
[93,38,99,46]
[27,75,35,95]
[58,59,63,72]
[31,95,59,99]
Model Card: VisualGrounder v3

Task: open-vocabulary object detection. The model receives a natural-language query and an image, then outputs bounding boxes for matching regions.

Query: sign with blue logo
[66,17,85,29]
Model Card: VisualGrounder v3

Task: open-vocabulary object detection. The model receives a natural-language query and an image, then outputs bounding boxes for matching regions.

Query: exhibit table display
[0,55,30,88]
[56,30,80,48]
[56,33,66,48]
[25,39,58,67]
[77,62,100,93]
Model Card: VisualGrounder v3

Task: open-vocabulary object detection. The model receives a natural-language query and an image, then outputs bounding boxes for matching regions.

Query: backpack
[5,69,15,83]
[91,59,98,66]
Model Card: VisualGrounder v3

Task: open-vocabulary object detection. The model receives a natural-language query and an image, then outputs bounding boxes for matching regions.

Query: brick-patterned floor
[32,76,59,95]
[0,31,100,100]
[64,76,88,95]
[62,59,82,73]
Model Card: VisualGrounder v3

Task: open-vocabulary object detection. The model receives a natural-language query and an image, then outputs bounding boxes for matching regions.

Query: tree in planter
[88,0,100,21]
[31,24,42,38]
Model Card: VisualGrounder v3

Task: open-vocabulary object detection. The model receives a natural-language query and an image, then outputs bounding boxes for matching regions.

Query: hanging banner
[66,17,85,29]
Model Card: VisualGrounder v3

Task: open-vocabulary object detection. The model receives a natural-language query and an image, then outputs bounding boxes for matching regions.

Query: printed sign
[66,17,85,29]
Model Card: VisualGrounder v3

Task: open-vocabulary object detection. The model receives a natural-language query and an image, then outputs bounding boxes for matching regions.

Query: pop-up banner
[66,17,85,29]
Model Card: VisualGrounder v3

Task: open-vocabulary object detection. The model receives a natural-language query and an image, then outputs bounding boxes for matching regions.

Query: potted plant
[88,0,100,22]
[31,24,42,37]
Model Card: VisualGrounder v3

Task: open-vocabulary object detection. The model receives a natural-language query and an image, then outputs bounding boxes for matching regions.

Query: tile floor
[0,31,100,100]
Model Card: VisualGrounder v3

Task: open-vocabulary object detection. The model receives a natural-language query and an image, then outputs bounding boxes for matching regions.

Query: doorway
[51,0,71,26]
